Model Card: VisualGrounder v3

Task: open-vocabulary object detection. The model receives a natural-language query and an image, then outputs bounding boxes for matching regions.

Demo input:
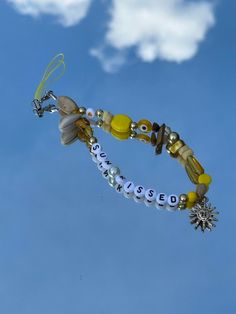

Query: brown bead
[152,122,160,132]
[151,132,157,146]
[155,123,165,155]
[196,184,208,198]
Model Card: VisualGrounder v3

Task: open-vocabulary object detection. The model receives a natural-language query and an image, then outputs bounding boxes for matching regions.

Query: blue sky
[0,0,235,313]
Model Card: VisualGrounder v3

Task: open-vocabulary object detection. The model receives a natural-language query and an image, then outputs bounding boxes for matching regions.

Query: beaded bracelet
[32,91,219,232]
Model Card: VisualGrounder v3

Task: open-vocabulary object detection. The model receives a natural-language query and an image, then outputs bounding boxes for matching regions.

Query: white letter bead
[102,169,109,179]
[167,194,179,211]
[115,184,124,194]
[97,162,104,171]
[145,189,157,203]
[97,151,107,162]
[123,181,135,194]
[102,160,112,170]
[91,143,102,155]
[134,185,145,199]
[86,108,95,118]
[115,175,126,185]
[156,193,167,209]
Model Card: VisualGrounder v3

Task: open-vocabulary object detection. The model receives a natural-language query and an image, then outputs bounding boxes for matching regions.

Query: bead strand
[90,142,180,212]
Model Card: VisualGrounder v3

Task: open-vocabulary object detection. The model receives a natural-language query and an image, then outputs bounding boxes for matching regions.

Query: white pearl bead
[156,193,167,210]
[145,189,157,203]
[134,185,145,199]
[86,108,95,119]
[97,151,107,162]
[123,181,135,195]
[97,162,104,171]
[115,175,126,185]
[167,194,179,211]
[102,160,112,170]
[102,169,109,179]
[91,143,102,155]
[115,184,124,194]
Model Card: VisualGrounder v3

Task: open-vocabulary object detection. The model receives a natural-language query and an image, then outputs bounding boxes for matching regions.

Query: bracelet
[32,54,218,233]
[32,92,219,232]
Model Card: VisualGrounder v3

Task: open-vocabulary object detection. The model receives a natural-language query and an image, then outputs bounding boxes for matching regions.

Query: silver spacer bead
[167,132,179,145]
[130,131,137,139]
[108,166,120,178]
[179,194,188,203]
[97,120,103,128]
[130,122,138,130]
[108,177,117,188]
[95,109,104,118]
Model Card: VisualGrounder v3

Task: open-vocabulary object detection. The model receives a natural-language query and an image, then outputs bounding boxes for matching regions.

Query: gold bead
[89,136,97,145]
[97,120,103,128]
[78,107,86,115]
[167,140,185,158]
[130,122,138,130]
[95,109,104,118]
[136,134,151,143]
[167,132,179,145]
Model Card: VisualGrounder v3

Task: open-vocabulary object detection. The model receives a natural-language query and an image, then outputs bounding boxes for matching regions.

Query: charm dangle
[189,197,219,232]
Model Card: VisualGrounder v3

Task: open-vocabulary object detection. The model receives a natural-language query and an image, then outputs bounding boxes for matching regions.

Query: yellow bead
[137,119,152,133]
[187,191,198,203]
[198,174,212,186]
[136,134,151,144]
[111,128,130,140]
[186,201,194,209]
[111,114,132,133]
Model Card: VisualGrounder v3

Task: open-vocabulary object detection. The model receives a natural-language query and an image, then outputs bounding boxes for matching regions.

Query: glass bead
[136,134,151,144]
[137,119,152,133]
[86,108,95,119]
[198,174,212,186]
[187,191,198,203]
[111,114,132,133]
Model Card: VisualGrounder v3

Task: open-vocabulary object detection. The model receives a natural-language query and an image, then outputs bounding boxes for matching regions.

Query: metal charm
[189,197,219,232]
[32,91,58,117]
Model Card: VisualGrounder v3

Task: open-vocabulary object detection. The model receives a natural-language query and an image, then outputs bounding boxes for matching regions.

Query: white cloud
[92,0,215,72]
[7,0,92,27]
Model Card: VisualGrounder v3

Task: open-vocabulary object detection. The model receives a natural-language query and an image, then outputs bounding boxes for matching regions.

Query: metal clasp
[32,90,58,118]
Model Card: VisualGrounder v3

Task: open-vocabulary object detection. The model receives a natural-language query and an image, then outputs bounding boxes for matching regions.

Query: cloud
[7,0,92,27]
[92,0,215,72]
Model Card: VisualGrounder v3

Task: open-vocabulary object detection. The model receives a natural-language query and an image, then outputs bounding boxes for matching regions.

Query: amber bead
[185,163,199,184]
[151,132,157,146]
[187,156,204,175]
[167,140,185,158]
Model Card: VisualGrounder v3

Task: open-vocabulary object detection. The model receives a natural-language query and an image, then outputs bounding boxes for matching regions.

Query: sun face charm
[189,197,219,232]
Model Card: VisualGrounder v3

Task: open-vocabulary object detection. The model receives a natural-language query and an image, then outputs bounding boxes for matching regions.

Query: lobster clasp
[32,91,58,118]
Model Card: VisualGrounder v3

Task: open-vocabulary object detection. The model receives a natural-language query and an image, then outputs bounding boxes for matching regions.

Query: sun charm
[189,197,219,232]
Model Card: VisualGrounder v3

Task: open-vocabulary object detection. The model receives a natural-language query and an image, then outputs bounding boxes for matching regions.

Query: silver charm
[189,197,219,232]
